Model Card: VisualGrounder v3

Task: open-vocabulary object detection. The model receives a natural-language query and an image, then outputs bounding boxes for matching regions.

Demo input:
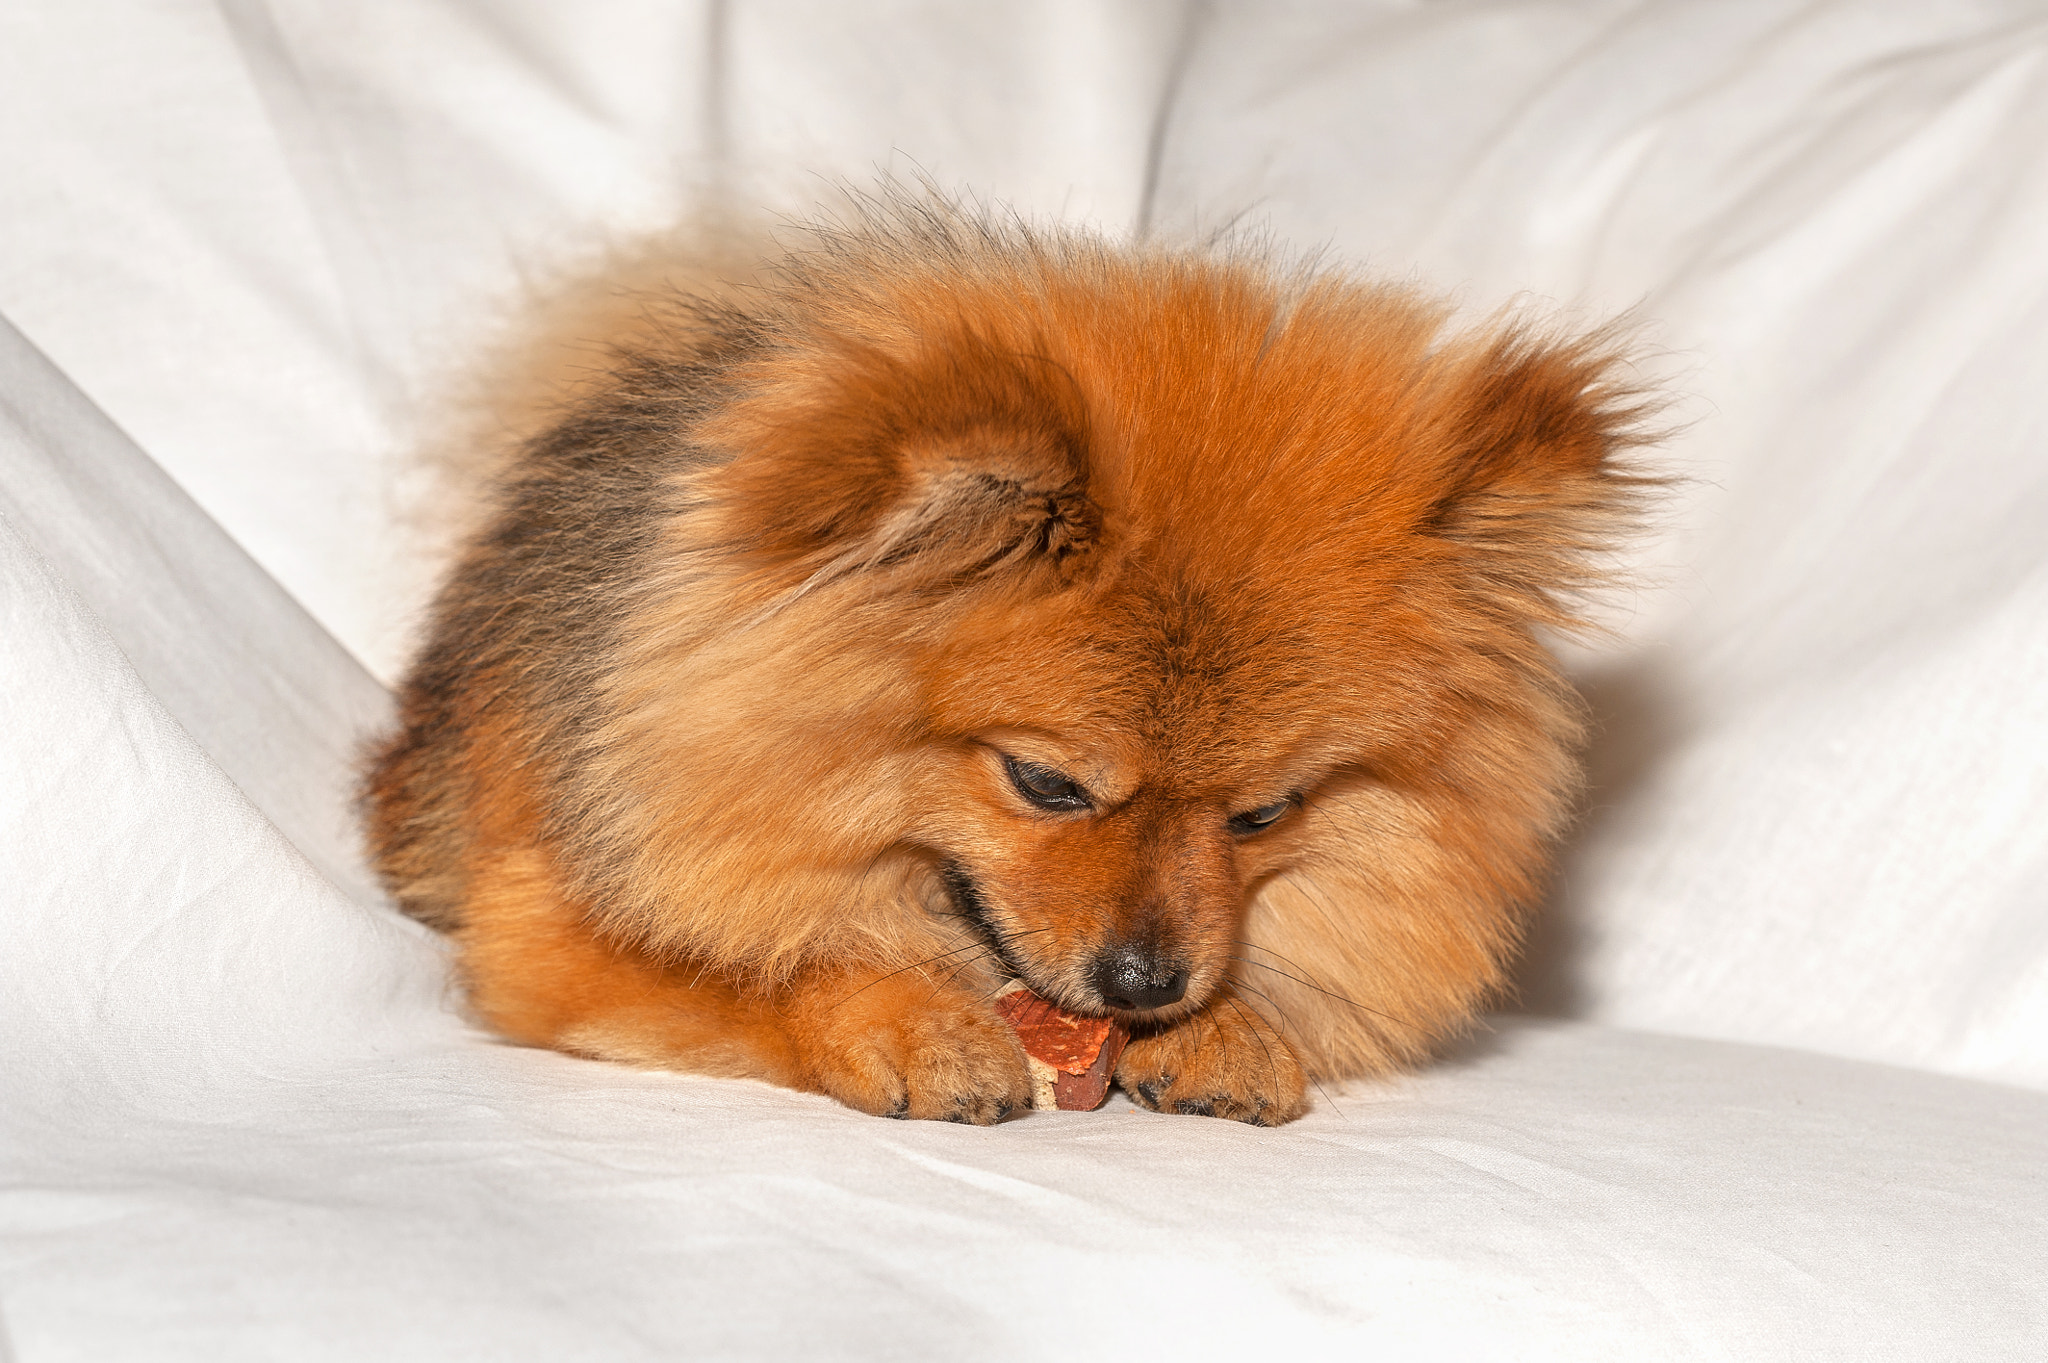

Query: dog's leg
[1115,993,1309,1126]
[452,847,1030,1122]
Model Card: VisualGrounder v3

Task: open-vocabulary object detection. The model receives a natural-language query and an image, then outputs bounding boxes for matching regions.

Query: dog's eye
[1004,756,1091,812]
[1228,798,1294,835]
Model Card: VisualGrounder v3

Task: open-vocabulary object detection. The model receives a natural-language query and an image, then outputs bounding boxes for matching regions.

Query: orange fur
[365,194,1654,1125]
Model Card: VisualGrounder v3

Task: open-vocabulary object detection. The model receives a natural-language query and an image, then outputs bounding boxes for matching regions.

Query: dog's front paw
[789,973,1030,1124]
[1116,998,1309,1126]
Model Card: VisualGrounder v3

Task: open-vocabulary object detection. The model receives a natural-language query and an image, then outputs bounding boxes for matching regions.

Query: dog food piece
[991,982,1129,1111]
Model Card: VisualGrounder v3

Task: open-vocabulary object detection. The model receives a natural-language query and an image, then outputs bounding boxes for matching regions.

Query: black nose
[1090,944,1188,1012]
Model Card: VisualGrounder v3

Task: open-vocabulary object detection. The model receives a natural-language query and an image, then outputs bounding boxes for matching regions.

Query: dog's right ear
[857,422,1098,576]
[698,330,1099,587]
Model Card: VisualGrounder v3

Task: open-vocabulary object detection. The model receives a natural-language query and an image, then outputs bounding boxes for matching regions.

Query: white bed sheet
[4,2,2046,1357]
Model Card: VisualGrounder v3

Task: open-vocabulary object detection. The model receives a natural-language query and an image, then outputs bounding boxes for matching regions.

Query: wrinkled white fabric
[3,2,2046,1358]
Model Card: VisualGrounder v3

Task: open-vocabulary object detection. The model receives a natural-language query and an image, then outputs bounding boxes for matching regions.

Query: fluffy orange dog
[366,198,1649,1126]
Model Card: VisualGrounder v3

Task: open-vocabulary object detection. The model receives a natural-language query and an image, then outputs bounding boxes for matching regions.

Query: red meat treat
[991,981,1130,1111]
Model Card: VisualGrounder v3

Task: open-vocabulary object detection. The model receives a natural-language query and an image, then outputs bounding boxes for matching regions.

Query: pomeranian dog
[366,195,1650,1126]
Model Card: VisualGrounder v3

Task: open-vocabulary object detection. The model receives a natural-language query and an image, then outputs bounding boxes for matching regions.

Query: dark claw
[1173,1097,1216,1117]
[1133,1079,1168,1108]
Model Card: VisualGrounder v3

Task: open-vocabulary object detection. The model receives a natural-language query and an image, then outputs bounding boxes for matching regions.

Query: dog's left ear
[1424,327,1652,621]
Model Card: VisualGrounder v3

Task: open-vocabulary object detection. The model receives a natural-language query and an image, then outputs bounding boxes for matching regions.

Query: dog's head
[586,214,1648,1060]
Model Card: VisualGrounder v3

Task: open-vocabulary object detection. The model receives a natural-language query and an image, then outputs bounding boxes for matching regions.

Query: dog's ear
[1422,327,1653,623]
[701,331,1097,586]
[860,422,1097,575]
